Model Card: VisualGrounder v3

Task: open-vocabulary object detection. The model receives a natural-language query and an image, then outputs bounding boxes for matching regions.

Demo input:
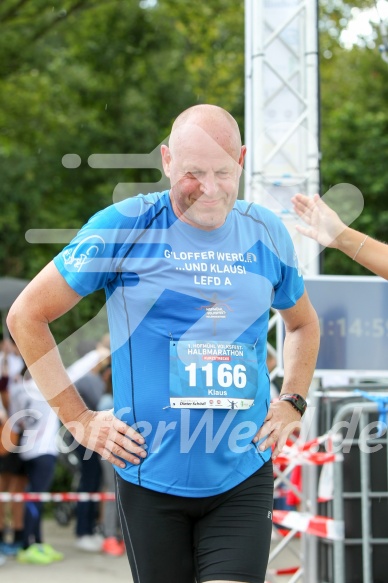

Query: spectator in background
[0,367,63,565]
[0,337,24,411]
[73,339,108,553]
[97,360,125,557]
[0,336,26,557]
[0,436,27,557]
[0,342,110,563]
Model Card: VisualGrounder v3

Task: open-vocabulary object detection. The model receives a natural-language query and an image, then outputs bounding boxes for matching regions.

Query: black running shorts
[116,460,274,583]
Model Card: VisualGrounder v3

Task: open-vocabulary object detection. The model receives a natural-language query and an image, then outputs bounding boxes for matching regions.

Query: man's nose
[198,173,218,197]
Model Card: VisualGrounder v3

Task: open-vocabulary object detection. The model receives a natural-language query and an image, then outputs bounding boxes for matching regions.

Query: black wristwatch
[278,393,307,417]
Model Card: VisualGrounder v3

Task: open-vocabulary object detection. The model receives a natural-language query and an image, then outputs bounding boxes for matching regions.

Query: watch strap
[278,393,307,416]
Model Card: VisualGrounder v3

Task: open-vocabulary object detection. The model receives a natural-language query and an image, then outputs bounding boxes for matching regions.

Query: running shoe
[0,541,23,556]
[101,537,126,556]
[75,534,103,552]
[17,544,54,565]
[40,543,64,561]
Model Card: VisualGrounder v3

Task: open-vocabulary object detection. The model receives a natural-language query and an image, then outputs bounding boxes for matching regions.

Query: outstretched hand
[291,193,347,249]
[65,409,147,468]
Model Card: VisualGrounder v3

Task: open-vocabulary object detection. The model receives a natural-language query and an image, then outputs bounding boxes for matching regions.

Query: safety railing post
[359,411,372,583]
[332,439,345,583]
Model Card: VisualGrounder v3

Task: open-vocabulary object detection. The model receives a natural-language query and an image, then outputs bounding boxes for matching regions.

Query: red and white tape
[0,492,344,542]
[272,509,344,540]
[0,492,116,502]
[274,435,342,467]
[267,566,300,577]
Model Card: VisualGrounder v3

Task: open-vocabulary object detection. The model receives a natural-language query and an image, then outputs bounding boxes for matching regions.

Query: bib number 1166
[185,362,247,388]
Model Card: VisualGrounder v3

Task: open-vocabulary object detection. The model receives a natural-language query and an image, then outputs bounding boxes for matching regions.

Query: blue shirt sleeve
[271,218,305,310]
[53,205,122,296]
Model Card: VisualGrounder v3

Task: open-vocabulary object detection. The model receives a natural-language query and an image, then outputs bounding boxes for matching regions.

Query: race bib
[169,340,258,409]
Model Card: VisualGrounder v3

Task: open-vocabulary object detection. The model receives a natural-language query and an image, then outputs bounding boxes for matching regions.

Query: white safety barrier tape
[273,509,344,540]
[0,492,116,502]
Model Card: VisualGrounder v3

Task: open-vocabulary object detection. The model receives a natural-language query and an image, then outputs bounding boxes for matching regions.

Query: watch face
[295,395,307,413]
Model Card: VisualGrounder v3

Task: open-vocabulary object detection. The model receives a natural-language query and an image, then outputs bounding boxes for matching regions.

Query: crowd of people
[0,334,125,567]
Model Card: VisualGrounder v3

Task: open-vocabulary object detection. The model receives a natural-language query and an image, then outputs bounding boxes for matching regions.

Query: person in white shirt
[0,345,109,563]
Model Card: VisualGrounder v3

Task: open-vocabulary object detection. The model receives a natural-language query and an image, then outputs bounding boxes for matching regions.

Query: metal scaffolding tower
[244,3,321,581]
[244,0,321,371]
[244,0,321,384]
[244,0,320,276]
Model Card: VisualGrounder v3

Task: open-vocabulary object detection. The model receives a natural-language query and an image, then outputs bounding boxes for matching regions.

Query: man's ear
[238,145,247,172]
[160,145,171,178]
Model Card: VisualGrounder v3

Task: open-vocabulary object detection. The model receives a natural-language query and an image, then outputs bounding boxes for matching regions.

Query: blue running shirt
[54,191,304,497]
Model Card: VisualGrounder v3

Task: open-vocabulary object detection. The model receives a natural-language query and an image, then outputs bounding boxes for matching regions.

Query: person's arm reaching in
[6,261,146,468]
[253,290,320,459]
[292,193,388,280]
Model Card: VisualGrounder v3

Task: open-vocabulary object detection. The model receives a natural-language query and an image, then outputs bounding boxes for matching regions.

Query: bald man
[7,105,319,583]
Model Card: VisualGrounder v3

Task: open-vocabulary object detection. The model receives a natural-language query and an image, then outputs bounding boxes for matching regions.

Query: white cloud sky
[341,0,388,48]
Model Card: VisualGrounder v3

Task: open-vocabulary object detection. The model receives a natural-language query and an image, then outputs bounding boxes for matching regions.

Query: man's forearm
[281,319,320,399]
[7,315,88,425]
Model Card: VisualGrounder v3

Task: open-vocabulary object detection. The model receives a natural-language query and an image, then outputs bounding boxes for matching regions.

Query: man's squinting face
[161,125,246,231]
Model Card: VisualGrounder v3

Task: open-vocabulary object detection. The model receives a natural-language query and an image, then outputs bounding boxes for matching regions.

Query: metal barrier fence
[311,387,388,583]
[270,428,344,583]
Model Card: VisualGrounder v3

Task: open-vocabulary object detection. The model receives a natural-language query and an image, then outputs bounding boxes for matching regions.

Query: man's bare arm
[7,261,146,467]
[254,290,320,458]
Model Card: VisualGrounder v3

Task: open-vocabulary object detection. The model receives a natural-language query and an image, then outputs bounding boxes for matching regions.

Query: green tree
[0,0,244,340]
[319,6,388,274]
